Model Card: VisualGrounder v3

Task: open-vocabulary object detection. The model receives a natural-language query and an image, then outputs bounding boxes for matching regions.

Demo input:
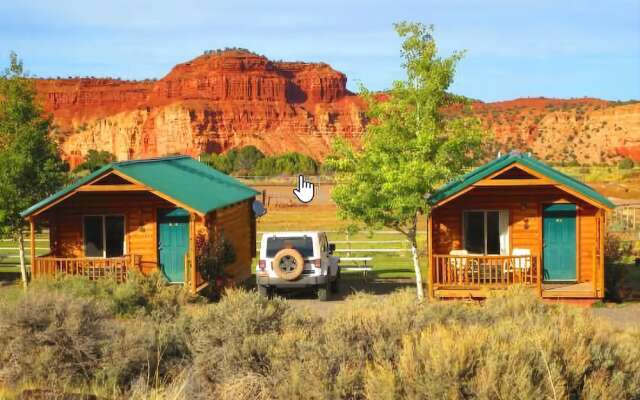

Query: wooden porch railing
[432,254,539,288]
[32,254,142,282]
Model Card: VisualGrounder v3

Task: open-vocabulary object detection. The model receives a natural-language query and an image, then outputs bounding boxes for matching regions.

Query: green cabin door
[158,208,190,283]
[543,204,577,281]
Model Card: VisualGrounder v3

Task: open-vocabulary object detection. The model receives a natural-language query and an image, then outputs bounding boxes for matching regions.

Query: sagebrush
[0,278,638,399]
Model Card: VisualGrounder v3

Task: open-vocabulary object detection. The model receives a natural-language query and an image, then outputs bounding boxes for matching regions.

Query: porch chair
[504,248,532,280]
[448,249,477,283]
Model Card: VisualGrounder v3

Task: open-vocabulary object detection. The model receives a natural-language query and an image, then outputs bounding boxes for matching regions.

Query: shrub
[618,157,635,170]
[604,234,633,301]
[186,288,640,399]
[232,146,265,173]
[254,152,319,176]
[99,315,192,392]
[0,292,113,388]
[201,146,319,176]
[73,149,116,173]
[2,285,640,398]
[25,272,195,318]
[196,231,236,292]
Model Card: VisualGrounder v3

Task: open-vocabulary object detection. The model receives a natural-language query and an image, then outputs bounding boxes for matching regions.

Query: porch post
[536,251,542,297]
[29,217,36,279]
[427,213,434,299]
[189,213,197,294]
[599,210,606,297]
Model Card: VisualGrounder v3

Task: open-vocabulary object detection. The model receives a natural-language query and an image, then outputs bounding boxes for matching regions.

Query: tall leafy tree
[73,149,116,174]
[0,52,67,287]
[327,23,487,299]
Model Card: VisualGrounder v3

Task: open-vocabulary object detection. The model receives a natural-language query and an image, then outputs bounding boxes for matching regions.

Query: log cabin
[427,152,614,300]
[20,156,258,293]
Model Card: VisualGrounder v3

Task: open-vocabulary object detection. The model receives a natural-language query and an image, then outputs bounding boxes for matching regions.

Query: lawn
[0,234,50,276]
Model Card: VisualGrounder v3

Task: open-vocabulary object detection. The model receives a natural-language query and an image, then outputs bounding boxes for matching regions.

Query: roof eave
[428,155,614,210]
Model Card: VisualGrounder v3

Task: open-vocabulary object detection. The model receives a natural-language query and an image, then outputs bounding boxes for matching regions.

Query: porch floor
[541,282,596,298]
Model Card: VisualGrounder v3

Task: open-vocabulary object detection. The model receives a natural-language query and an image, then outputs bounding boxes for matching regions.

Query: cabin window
[463,210,509,255]
[83,215,125,258]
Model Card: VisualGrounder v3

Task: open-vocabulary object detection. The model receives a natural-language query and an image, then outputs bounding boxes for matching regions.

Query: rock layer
[34,50,640,168]
[36,50,365,168]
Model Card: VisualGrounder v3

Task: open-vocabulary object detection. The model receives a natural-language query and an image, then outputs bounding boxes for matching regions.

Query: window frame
[82,214,127,258]
[461,209,509,255]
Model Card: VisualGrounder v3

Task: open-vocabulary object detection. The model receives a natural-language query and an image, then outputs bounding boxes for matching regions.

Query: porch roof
[428,152,615,209]
[20,156,258,217]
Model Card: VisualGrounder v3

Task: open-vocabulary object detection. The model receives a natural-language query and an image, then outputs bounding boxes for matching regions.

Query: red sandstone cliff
[34,50,639,168]
[36,50,365,168]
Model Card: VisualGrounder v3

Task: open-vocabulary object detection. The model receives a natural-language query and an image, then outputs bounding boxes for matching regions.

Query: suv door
[320,233,338,277]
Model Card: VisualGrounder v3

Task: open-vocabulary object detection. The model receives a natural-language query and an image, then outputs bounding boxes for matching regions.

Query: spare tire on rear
[272,248,305,281]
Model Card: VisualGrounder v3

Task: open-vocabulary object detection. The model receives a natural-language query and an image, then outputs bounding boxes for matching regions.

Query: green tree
[618,157,635,170]
[254,152,318,176]
[74,149,116,173]
[327,23,486,299]
[201,152,233,174]
[232,145,264,173]
[0,52,67,287]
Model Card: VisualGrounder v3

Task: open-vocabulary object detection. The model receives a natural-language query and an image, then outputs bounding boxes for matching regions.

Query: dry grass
[1,280,638,399]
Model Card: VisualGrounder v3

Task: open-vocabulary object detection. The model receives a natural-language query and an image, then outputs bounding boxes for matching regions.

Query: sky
[1,0,639,102]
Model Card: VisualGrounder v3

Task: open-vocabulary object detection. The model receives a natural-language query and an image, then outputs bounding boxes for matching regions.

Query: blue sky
[1,0,638,101]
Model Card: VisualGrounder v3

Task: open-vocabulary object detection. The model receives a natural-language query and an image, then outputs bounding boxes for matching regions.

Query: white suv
[256,231,340,301]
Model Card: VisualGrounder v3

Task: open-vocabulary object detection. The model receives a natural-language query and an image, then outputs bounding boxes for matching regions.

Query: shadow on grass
[0,272,20,283]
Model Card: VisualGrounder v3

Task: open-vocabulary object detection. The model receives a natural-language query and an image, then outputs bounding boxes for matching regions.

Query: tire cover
[272,248,305,281]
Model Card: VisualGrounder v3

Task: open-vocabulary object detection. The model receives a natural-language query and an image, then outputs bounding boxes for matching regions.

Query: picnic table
[339,256,373,282]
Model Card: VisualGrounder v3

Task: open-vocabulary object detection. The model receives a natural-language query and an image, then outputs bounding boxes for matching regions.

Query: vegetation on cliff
[200,146,319,176]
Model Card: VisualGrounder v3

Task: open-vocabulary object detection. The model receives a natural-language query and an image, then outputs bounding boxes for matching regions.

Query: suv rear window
[266,236,314,258]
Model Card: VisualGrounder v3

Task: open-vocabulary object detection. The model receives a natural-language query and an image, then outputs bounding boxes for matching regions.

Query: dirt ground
[590,303,640,330]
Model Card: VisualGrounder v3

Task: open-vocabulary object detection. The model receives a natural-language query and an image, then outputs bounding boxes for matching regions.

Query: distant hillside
[33,50,639,167]
[455,98,640,164]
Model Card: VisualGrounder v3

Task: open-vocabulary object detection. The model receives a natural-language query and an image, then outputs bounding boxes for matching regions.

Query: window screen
[84,215,125,257]
[463,211,508,255]
[84,216,104,257]
[463,212,485,254]
[105,216,125,257]
[266,236,314,258]
[486,211,500,255]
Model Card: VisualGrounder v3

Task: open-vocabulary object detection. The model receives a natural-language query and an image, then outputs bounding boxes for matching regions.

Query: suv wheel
[330,268,341,294]
[258,285,269,298]
[317,281,330,301]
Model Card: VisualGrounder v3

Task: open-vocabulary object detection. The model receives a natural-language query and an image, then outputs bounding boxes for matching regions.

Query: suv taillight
[313,259,321,268]
[259,260,266,270]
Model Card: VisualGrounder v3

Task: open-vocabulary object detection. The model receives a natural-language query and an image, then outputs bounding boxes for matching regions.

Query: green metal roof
[21,156,259,217]
[428,152,615,209]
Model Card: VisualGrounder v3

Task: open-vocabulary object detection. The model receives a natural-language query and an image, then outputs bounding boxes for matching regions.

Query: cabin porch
[32,253,142,282]
[430,253,602,299]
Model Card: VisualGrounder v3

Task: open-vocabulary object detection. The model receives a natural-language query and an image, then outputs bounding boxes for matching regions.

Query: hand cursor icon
[293,175,314,203]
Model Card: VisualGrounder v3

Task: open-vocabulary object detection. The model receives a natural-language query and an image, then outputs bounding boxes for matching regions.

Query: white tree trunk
[411,237,424,300]
[17,232,28,289]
